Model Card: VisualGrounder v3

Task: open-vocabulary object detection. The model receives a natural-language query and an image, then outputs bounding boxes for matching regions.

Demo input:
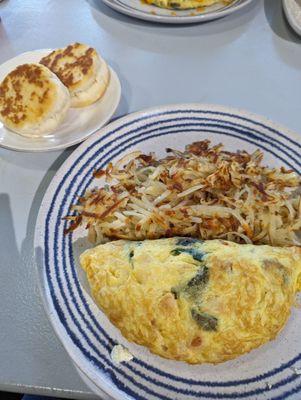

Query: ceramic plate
[0,50,121,152]
[283,0,301,36]
[100,0,255,24]
[35,104,301,400]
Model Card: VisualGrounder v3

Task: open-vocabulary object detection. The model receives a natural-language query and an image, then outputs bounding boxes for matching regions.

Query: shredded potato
[65,140,301,246]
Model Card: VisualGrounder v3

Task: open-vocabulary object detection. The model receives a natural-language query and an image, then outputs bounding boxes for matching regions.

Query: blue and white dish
[100,0,255,24]
[35,104,301,400]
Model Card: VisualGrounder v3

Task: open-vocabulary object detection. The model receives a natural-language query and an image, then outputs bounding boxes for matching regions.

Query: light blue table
[0,0,300,398]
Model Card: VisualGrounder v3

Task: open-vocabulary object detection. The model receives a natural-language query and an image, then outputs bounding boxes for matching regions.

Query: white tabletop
[0,0,300,398]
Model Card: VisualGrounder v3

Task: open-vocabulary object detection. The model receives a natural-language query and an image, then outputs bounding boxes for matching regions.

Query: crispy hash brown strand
[65,140,301,246]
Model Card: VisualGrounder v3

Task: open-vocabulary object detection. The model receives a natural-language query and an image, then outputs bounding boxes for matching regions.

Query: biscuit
[40,43,110,108]
[0,63,70,137]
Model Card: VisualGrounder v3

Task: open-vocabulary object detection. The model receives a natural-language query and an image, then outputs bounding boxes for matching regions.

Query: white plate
[283,0,301,36]
[35,104,301,400]
[101,0,255,24]
[0,50,121,152]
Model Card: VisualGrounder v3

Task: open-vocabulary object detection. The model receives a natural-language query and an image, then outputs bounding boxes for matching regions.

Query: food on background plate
[40,43,110,108]
[80,237,301,364]
[144,0,232,10]
[66,140,301,247]
[0,63,70,137]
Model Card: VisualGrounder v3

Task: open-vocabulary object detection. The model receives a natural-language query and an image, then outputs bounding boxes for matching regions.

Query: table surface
[0,0,300,399]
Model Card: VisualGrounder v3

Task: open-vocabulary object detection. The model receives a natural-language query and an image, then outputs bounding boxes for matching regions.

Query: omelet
[80,238,301,364]
[144,0,232,10]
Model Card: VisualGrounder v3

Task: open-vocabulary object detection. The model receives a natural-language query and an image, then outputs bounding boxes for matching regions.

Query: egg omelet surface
[80,238,301,364]
[144,0,232,10]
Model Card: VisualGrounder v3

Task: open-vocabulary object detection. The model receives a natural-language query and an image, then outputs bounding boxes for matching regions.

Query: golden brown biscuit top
[40,43,97,89]
[0,63,56,127]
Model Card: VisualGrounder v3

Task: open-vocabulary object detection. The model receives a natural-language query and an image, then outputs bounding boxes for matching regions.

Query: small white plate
[283,0,301,36]
[0,49,121,152]
[100,0,255,24]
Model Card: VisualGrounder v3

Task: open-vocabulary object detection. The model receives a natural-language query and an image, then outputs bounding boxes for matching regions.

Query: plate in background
[283,0,301,36]
[0,49,121,152]
[101,0,255,24]
[35,104,301,400]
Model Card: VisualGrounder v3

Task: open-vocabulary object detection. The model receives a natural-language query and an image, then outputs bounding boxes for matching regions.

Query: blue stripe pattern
[43,108,301,400]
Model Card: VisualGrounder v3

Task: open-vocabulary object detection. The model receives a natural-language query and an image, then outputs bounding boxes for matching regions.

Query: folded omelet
[144,0,232,10]
[80,238,301,364]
